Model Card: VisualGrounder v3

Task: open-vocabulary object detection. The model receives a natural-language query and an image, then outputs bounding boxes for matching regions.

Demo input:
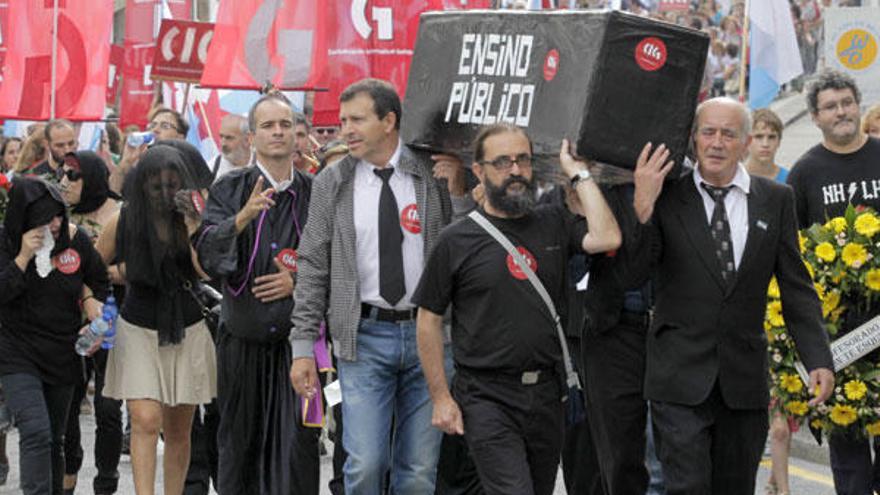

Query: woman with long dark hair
[97,146,216,495]
[0,177,110,494]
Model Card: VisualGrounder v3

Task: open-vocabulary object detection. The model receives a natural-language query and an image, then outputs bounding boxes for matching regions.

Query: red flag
[312,0,492,127]
[0,0,113,121]
[200,0,328,90]
[107,44,123,106]
[0,2,9,83]
[119,0,158,130]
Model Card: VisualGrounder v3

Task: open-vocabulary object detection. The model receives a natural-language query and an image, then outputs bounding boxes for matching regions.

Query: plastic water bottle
[75,295,119,355]
[126,131,155,148]
[100,294,118,350]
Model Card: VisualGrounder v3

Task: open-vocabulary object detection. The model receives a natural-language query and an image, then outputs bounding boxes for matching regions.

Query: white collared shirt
[255,159,295,192]
[354,139,423,310]
[694,164,751,268]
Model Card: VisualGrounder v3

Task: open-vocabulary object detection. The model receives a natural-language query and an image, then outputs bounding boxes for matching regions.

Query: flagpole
[196,100,216,146]
[50,0,60,120]
[738,0,750,102]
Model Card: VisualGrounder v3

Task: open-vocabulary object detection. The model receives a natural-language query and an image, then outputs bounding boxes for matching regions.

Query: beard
[485,175,536,217]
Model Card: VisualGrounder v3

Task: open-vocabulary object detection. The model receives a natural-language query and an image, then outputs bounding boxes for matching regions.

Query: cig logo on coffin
[445,33,536,127]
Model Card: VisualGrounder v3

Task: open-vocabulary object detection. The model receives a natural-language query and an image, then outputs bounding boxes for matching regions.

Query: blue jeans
[338,317,447,495]
[1,373,74,495]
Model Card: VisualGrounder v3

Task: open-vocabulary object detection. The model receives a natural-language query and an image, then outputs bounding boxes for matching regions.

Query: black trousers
[2,373,74,495]
[828,428,880,495]
[453,370,564,495]
[63,349,123,494]
[651,382,768,495]
[184,400,219,495]
[216,333,319,495]
[582,318,650,495]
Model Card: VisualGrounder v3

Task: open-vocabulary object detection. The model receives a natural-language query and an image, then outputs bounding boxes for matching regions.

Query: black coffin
[401,9,709,175]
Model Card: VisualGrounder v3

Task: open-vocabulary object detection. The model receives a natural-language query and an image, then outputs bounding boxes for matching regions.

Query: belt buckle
[521,370,540,385]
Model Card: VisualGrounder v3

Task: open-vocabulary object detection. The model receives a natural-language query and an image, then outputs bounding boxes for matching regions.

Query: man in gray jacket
[290,78,471,495]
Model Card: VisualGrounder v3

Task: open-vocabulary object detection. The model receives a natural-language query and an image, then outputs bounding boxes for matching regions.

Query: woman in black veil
[97,145,216,495]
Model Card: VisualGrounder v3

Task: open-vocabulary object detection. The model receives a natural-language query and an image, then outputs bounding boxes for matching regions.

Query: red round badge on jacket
[276,248,298,272]
[543,49,560,81]
[506,247,537,281]
[54,248,81,275]
[635,37,667,72]
[400,204,421,234]
[191,190,205,215]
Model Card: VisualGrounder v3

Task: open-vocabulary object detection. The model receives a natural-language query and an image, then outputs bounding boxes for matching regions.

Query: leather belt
[361,303,417,323]
[460,367,557,386]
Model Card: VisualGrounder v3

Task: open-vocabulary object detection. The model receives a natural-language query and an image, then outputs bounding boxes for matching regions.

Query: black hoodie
[0,177,110,384]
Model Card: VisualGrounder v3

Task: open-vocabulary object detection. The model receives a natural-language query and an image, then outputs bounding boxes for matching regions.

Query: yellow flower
[867,269,880,291]
[830,404,859,426]
[825,217,848,233]
[815,242,837,262]
[767,277,780,299]
[785,401,809,416]
[823,290,841,318]
[813,283,826,301]
[798,232,808,253]
[855,213,880,238]
[779,373,803,394]
[767,300,785,327]
[811,418,826,430]
[842,243,868,267]
[804,261,816,280]
[845,380,868,400]
[867,421,880,436]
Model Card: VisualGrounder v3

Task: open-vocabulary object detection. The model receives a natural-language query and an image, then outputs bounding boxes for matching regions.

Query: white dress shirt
[255,159,296,192]
[354,140,424,310]
[693,164,751,268]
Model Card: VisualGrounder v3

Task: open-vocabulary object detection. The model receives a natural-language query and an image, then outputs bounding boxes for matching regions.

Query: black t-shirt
[787,137,880,228]
[412,204,586,373]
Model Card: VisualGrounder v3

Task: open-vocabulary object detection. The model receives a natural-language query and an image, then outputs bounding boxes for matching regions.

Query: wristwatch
[570,169,592,188]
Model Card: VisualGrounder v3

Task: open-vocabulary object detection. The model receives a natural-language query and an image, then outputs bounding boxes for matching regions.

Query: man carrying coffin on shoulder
[413,123,621,495]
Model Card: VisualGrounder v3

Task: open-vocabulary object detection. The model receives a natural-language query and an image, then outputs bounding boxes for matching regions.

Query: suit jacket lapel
[729,178,769,295]
[674,175,728,291]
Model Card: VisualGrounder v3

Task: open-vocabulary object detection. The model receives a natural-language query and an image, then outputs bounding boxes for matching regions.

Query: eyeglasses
[147,121,179,132]
[818,97,858,114]
[315,128,337,135]
[59,168,83,181]
[479,153,533,171]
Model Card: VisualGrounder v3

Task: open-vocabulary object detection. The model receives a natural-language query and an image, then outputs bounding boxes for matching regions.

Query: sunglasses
[315,128,337,135]
[59,167,83,181]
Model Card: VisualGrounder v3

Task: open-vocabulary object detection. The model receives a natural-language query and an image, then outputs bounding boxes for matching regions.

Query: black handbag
[183,280,222,337]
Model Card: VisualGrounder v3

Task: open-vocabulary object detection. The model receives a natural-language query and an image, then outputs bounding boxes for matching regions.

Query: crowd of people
[0,1,878,495]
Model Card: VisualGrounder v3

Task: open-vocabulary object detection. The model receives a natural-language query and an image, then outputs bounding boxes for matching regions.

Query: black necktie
[700,183,736,285]
[374,167,406,306]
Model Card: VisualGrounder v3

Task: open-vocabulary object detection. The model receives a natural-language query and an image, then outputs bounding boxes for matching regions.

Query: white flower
[773,353,783,363]
[839,238,847,246]
[779,333,787,341]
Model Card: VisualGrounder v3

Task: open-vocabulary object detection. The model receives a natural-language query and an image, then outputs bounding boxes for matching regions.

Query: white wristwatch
[570,169,592,187]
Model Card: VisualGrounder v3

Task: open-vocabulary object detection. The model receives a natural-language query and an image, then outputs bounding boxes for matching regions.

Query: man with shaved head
[630,97,834,493]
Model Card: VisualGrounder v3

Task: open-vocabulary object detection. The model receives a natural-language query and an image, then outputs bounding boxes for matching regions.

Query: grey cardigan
[290,144,471,361]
